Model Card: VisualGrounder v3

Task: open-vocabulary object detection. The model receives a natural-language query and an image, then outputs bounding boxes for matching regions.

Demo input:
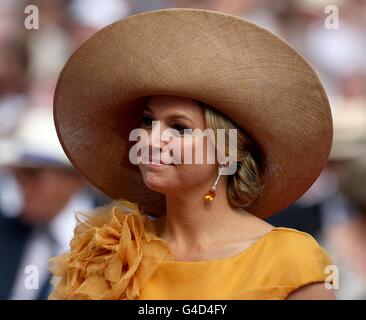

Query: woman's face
[137,95,218,196]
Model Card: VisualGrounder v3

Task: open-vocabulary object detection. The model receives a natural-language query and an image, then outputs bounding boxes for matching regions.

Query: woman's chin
[143,179,171,194]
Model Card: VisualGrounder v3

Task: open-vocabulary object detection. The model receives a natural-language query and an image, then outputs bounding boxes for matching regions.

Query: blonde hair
[202,103,263,210]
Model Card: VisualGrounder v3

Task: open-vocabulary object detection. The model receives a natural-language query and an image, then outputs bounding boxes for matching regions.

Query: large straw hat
[53,8,333,218]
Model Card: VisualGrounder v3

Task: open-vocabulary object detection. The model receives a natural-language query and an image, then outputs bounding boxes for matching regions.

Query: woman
[48,8,335,300]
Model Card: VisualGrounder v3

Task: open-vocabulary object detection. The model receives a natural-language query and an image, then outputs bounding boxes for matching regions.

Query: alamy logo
[324,5,340,30]
[24,265,39,290]
[24,5,39,30]
[324,265,339,290]
[129,121,238,175]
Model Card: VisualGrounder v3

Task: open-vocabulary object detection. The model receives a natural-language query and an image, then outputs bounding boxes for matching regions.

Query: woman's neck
[155,179,265,256]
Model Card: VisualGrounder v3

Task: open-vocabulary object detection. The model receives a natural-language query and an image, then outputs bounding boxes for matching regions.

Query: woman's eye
[142,115,154,127]
[172,123,191,135]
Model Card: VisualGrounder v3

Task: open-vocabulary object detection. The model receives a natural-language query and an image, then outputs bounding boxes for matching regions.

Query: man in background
[0,106,107,299]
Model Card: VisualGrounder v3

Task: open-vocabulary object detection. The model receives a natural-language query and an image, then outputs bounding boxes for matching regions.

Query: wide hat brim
[54,8,333,218]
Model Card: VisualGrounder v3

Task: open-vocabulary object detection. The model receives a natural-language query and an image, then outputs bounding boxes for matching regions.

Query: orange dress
[48,200,334,300]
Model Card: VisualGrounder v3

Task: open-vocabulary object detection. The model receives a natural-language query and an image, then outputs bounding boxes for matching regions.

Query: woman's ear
[216,155,237,177]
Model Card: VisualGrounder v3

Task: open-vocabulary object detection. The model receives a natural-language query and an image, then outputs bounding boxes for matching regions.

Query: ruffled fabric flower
[48,199,174,300]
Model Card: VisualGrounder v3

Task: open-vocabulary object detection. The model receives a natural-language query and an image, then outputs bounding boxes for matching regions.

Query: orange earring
[204,161,229,201]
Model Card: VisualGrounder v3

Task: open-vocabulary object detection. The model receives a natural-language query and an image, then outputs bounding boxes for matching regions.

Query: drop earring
[204,161,229,201]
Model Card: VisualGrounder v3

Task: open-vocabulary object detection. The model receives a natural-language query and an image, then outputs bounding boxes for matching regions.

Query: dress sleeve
[264,228,334,298]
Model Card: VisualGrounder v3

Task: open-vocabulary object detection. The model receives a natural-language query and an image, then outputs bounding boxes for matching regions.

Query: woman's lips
[146,160,172,169]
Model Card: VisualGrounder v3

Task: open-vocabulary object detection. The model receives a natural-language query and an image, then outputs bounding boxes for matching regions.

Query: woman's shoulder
[267,226,323,244]
[260,227,334,267]
[248,226,334,294]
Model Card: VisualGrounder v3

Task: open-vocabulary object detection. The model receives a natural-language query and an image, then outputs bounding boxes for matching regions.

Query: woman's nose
[147,122,172,158]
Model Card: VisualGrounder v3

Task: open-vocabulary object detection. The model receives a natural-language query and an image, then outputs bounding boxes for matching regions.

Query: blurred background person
[317,103,366,299]
[326,156,366,299]
[0,106,107,300]
[332,156,366,299]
